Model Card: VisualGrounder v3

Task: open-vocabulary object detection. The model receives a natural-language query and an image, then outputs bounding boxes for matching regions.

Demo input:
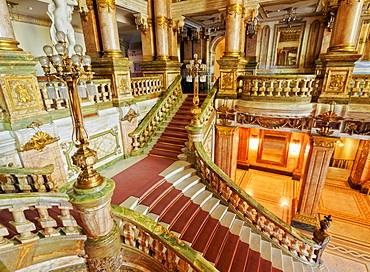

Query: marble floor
[235,167,370,272]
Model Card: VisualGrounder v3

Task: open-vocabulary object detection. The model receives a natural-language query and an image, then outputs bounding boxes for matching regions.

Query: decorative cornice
[312,136,337,148]
[216,125,238,135]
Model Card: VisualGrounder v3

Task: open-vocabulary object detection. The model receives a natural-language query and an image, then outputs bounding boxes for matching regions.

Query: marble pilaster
[292,135,337,231]
[215,126,239,181]
[348,139,370,193]
[153,0,170,60]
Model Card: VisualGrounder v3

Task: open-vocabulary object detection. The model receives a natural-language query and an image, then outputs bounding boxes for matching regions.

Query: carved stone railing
[0,193,82,246]
[0,164,56,193]
[193,142,322,266]
[329,158,354,170]
[129,75,182,153]
[131,76,163,98]
[111,205,217,272]
[237,75,319,101]
[348,75,370,99]
[38,79,112,111]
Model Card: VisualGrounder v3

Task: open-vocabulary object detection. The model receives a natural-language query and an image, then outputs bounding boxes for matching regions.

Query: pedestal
[217,57,247,98]
[92,57,133,107]
[140,60,182,88]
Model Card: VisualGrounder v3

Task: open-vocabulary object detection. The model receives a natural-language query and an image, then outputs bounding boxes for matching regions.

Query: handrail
[131,76,163,97]
[193,141,321,265]
[129,75,183,153]
[111,204,217,272]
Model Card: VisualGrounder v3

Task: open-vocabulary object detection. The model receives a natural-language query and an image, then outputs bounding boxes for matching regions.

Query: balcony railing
[131,76,163,98]
[0,164,55,193]
[348,75,370,99]
[237,75,319,101]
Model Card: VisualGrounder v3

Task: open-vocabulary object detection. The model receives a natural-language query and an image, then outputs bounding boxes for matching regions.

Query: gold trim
[103,50,122,58]
[226,4,244,17]
[122,108,138,122]
[223,51,240,57]
[0,39,22,51]
[216,125,238,135]
[19,131,60,152]
[328,44,356,52]
[312,136,337,148]
[156,55,170,61]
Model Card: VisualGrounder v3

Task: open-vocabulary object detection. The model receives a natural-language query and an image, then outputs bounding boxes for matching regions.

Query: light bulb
[46,82,57,99]
[186,64,191,69]
[86,81,97,96]
[197,59,202,64]
[193,53,198,59]
[74,44,83,55]
[51,55,63,66]
[39,56,50,67]
[190,60,195,65]
[55,43,66,55]
[56,31,66,42]
[71,54,81,66]
[82,55,91,66]
[43,45,53,56]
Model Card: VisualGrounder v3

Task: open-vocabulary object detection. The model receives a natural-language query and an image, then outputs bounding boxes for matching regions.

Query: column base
[140,60,182,88]
[291,214,319,232]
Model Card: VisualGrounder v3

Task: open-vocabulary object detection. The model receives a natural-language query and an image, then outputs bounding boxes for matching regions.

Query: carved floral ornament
[237,113,310,130]
[155,16,169,28]
[122,108,139,122]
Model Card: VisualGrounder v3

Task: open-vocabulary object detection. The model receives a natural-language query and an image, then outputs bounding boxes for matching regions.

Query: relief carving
[226,4,244,17]
[16,84,33,103]
[122,108,138,122]
[328,74,345,92]
[19,131,60,152]
[87,250,123,272]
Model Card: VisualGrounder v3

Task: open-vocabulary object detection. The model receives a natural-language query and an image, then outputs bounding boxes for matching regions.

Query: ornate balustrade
[348,75,370,98]
[193,142,322,266]
[131,76,163,97]
[329,158,354,170]
[129,75,182,153]
[38,79,112,111]
[0,164,55,193]
[0,193,81,247]
[111,205,217,272]
[237,75,319,101]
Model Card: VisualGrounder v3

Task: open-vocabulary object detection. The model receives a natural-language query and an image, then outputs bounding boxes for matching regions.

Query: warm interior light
[249,135,259,150]
[289,140,301,156]
[336,139,344,147]
[304,145,310,155]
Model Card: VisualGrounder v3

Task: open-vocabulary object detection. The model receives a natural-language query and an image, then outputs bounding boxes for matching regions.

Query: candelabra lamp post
[39,31,102,190]
[186,53,206,126]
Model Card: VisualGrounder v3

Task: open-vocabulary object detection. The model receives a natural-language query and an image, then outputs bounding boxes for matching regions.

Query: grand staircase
[116,94,321,272]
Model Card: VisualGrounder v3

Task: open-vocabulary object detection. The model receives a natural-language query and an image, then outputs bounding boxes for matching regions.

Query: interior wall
[238,127,309,175]
[12,21,85,76]
[213,38,224,81]
[333,137,360,160]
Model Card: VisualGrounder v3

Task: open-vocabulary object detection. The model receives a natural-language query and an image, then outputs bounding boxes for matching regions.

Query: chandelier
[282,7,296,25]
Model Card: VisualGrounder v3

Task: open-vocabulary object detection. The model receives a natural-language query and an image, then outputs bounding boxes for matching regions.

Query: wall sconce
[289,140,301,156]
[250,135,259,150]
[245,8,258,37]
[134,13,150,34]
[336,139,344,147]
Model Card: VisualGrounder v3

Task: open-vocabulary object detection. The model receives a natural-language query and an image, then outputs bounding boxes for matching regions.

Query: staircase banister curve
[111,204,218,272]
[129,75,182,139]
[0,192,70,204]
[193,142,321,263]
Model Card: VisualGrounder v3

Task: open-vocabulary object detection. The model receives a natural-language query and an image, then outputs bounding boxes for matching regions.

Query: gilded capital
[96,0,116,12]
[216,125,238,135]
[312,136,337,148]
[226,4,244,17]
[155,16,169,28]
